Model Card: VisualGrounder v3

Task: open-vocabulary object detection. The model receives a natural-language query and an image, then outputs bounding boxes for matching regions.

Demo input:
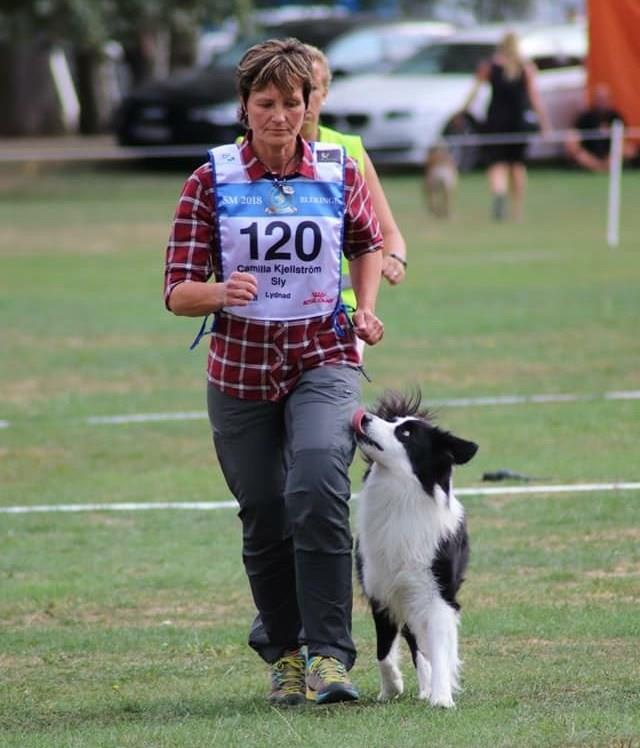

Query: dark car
[113,15,377,148]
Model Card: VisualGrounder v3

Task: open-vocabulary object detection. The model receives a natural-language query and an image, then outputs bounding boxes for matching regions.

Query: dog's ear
[443,434,478,465]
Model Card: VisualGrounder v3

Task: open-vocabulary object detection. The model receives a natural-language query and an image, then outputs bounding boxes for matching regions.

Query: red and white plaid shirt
[165,136,382,401]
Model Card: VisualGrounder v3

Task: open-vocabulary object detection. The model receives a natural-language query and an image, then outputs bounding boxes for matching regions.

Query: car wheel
[442,112,484,172]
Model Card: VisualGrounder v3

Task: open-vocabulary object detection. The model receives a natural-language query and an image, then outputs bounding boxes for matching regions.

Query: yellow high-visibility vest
[318,125,365,311]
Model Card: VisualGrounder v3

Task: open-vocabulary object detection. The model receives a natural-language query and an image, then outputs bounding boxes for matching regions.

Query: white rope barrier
[0,127,638,162]
[442,125,640,147]
[0,142,216,163]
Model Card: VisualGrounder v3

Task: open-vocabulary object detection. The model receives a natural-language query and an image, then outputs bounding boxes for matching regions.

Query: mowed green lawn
[1,161,639,747]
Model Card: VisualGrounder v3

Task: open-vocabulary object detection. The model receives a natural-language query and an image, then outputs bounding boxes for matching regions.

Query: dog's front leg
[401,625,431,700]
[372,604,404,701]
[378,636,404,701]
[415,601,458,708]
[415,650,432,701]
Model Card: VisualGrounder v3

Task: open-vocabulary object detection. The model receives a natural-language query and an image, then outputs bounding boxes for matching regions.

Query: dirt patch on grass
[0,653,45,668]
[585,560,640,579]
[0,223,166,257]
[3,372,156,407]
[0,445,70,467]
[539,526,640,552]
[3,595,254,630]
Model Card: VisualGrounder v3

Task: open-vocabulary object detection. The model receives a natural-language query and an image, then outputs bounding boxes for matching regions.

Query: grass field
[1,159,639,747]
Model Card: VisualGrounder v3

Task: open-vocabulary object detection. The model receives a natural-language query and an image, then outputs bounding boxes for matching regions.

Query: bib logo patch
[266,186,297,215]
[303,290,336,306]
[317,149,342,164]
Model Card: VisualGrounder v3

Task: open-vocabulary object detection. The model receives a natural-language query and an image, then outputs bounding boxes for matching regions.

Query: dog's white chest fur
[357,465,464,624]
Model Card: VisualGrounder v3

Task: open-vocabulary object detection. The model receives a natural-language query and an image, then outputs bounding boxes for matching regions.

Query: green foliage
[0,0,229,48]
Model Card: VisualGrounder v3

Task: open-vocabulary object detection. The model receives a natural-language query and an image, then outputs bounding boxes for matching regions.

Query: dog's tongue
[352,407,366,435]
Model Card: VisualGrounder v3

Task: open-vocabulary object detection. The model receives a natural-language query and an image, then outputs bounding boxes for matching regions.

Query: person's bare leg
[488,163,508,220]
[510,162,527,221]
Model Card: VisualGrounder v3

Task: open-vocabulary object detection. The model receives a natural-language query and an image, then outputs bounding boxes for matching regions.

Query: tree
[0,0,232,134]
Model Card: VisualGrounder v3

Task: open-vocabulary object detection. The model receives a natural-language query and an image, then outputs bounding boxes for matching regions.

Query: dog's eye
[395,422,414,440]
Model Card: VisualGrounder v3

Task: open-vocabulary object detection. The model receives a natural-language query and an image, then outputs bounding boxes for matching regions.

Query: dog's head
[426,143,455,169]
[352,390,478,498]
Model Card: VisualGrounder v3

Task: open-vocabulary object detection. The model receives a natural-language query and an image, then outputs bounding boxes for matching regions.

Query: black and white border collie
[352,391,478,708]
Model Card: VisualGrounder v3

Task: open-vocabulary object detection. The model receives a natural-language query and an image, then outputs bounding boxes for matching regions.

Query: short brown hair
[236,37,314,121]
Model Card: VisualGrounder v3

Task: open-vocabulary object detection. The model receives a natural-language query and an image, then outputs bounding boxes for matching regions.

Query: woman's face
[304,61,329,132]
[245,82,306,149]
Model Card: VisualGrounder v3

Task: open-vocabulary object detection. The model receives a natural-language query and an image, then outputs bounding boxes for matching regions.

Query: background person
[564,83,637,172]
[164,38,384,706]
[461,30,550,221]
[302,44,407,300]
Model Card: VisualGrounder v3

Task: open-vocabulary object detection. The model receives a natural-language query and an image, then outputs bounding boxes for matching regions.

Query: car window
[209,33,266,69]
[209,18,376,70]
[327,29,385,70]
[392,43,494,75]
[380,30,442,64]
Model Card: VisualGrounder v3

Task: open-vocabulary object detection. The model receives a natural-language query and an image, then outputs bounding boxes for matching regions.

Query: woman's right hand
[223,271,258,307]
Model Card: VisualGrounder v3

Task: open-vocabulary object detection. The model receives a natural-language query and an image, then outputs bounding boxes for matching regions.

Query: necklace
[256,147,299,195]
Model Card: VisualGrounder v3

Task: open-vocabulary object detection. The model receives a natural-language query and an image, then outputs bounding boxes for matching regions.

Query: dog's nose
[352,408,370,435]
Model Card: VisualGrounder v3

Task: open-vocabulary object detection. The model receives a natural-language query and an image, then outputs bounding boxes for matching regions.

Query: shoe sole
[306,685,359,705]
[269,693,306,707]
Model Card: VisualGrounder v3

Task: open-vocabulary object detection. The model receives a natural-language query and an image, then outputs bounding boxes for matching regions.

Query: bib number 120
[240,220,321,261]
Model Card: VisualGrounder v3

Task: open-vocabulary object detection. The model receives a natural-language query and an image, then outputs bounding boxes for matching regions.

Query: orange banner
[588,0,640,126]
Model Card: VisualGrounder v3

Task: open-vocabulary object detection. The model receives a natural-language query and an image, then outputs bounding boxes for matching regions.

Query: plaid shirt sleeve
[164,164,218,309]
[343,156,383,260]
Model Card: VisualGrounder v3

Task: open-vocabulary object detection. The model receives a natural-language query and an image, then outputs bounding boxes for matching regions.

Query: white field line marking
[1,501,238,514]
[3,482,640,514]
[2,390,639,429]
[86,411,206,425]
[84,390,640,425]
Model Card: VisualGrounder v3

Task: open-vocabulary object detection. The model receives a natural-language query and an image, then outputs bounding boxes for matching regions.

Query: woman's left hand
[382,255,406,285]
[353,309,384,346]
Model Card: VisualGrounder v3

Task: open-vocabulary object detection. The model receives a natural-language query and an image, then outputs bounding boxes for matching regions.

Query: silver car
[321,23,587,168]
[325,20,454,77]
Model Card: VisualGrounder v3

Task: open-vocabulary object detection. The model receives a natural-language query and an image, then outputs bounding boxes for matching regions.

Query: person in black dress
[462,31,550,221]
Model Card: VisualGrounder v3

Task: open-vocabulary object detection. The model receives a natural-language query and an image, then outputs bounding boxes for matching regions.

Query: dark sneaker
[268,649,307,706]
[306,656,359,704]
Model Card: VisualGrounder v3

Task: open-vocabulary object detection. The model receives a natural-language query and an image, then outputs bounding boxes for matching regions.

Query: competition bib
[210,143,345,321]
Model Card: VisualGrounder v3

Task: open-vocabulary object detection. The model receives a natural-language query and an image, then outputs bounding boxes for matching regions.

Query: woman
[302,44,407,298]
[461,31,550,221]
[164,38,384,706]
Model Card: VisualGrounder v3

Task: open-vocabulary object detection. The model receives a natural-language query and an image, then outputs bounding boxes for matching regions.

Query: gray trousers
[207,365,361,669]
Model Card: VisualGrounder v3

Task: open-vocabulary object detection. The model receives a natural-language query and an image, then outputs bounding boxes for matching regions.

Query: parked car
[324,20,454,78]
[321,23,587,169]
[113,14,377,147]
[196,6,352,67]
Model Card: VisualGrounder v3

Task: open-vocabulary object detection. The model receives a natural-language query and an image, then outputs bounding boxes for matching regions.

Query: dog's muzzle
[352,408,382,451]
[352,407,368,435]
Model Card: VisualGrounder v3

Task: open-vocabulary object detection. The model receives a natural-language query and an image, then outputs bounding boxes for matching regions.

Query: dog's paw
[377,682,404,702]
[429,692,455,709]
[377,663,404,701]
